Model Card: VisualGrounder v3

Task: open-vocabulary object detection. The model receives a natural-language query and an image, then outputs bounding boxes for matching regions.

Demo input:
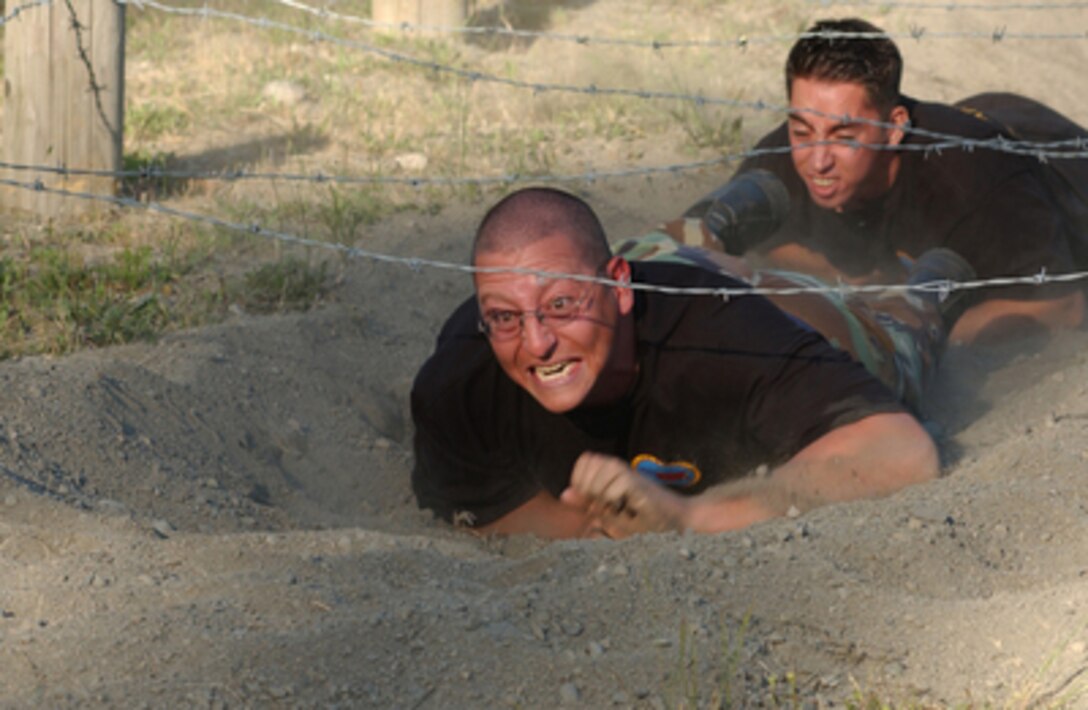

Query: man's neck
[582,313,639,408]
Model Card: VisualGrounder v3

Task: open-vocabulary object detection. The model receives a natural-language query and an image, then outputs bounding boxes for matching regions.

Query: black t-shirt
[411,262,903,528]
[731,95,1083,289]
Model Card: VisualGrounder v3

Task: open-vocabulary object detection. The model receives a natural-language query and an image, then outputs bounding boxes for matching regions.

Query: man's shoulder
[629,260,812,348]
[630,259,748,290]
[905,95,1004,141]
[629,260,753,324]
[898,95,1035,196]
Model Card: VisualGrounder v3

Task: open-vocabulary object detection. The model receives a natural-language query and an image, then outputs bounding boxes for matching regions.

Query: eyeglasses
[478,288,595,342]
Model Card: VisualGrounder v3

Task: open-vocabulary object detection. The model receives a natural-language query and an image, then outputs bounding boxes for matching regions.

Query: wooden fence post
[2,0,125,219]
[372,0,467,37]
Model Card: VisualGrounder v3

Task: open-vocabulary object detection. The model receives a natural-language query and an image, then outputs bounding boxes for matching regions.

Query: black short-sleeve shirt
[411,262,904,527]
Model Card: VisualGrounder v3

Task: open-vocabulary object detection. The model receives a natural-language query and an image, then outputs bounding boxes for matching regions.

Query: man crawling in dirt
[410,187,942,539]
[687,17,1088,345]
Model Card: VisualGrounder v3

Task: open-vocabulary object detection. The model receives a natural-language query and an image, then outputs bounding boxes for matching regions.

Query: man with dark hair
[411,187,939,539]
[690,17,1088,344]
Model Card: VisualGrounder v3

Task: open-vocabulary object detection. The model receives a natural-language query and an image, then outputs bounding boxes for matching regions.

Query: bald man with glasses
[410,187,940,539]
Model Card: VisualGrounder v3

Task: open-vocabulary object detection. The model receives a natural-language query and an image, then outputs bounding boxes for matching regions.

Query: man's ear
[888,105,910,146]
[605,256,635,315]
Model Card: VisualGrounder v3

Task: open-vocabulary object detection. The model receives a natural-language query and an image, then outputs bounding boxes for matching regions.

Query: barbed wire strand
[4,127,1087,192]
[0,0,52,28]
[276,0,1088,46]
[116,0,1088,159]
[122,0,1088,50]
[6,174,1086,299]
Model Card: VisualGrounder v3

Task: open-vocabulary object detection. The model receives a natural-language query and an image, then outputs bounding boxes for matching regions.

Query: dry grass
[1,0,787,358]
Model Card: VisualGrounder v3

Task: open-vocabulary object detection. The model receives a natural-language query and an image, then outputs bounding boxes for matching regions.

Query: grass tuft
[239,257,329,314]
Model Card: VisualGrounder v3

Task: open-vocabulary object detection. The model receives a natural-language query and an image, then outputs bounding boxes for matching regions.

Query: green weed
[669,101,745,154]
[127,102,190,142]
[238,257,329,314]
[0,245,180,357]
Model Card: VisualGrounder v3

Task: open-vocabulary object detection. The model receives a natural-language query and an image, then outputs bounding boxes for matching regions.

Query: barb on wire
[5,173,1087,301]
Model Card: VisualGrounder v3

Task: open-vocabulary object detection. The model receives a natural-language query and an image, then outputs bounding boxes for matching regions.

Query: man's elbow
[903,425,940,487]
[863,413,939,494]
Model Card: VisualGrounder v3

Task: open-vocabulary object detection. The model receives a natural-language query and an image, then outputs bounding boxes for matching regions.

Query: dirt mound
[3,0,1088,707]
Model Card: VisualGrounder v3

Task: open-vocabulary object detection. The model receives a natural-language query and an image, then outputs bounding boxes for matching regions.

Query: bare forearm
[685,413,939,533]
[949,290,1086,345]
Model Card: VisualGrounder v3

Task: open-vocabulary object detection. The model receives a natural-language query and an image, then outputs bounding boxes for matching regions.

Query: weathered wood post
[372,0,467,37]
[2,0,125,218]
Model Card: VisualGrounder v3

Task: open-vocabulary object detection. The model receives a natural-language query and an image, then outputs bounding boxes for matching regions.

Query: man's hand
[560,452,689,538]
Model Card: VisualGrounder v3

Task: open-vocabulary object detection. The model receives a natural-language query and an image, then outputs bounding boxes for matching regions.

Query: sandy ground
[3,1,1088,707]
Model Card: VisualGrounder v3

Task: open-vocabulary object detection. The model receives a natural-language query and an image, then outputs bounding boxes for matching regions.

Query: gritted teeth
[534,360,573,381]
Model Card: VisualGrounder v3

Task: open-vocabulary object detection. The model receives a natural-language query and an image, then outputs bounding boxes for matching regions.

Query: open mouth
[533,360,576,382]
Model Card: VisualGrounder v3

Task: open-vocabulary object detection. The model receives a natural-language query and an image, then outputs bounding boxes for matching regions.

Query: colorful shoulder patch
[631,454,702,489]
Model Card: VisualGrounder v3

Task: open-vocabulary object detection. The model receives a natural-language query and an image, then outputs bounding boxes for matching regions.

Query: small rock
[678,547,695,560]
[151,519,175,539]
[96,499,128,516]
[587,641,605,658]
[559,682,580,704]
[561,619,584,637]
[393,152,428,172]
[262,80,307,106]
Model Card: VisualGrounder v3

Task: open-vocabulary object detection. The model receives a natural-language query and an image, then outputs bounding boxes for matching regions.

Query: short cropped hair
[786,18,903,113]
[472,187,612,269]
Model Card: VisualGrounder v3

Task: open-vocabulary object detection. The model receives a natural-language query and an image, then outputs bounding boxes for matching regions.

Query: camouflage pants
[614,220,947,412]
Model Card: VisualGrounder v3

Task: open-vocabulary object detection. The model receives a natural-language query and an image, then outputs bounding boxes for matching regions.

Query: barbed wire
[808,0,1088,10]
[6,174,1086,300]
[0,0,52,27]
[115,0,1088,160]
[123,0,1088,50]
[3,126,1086,193]
[7,0,1085,297]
